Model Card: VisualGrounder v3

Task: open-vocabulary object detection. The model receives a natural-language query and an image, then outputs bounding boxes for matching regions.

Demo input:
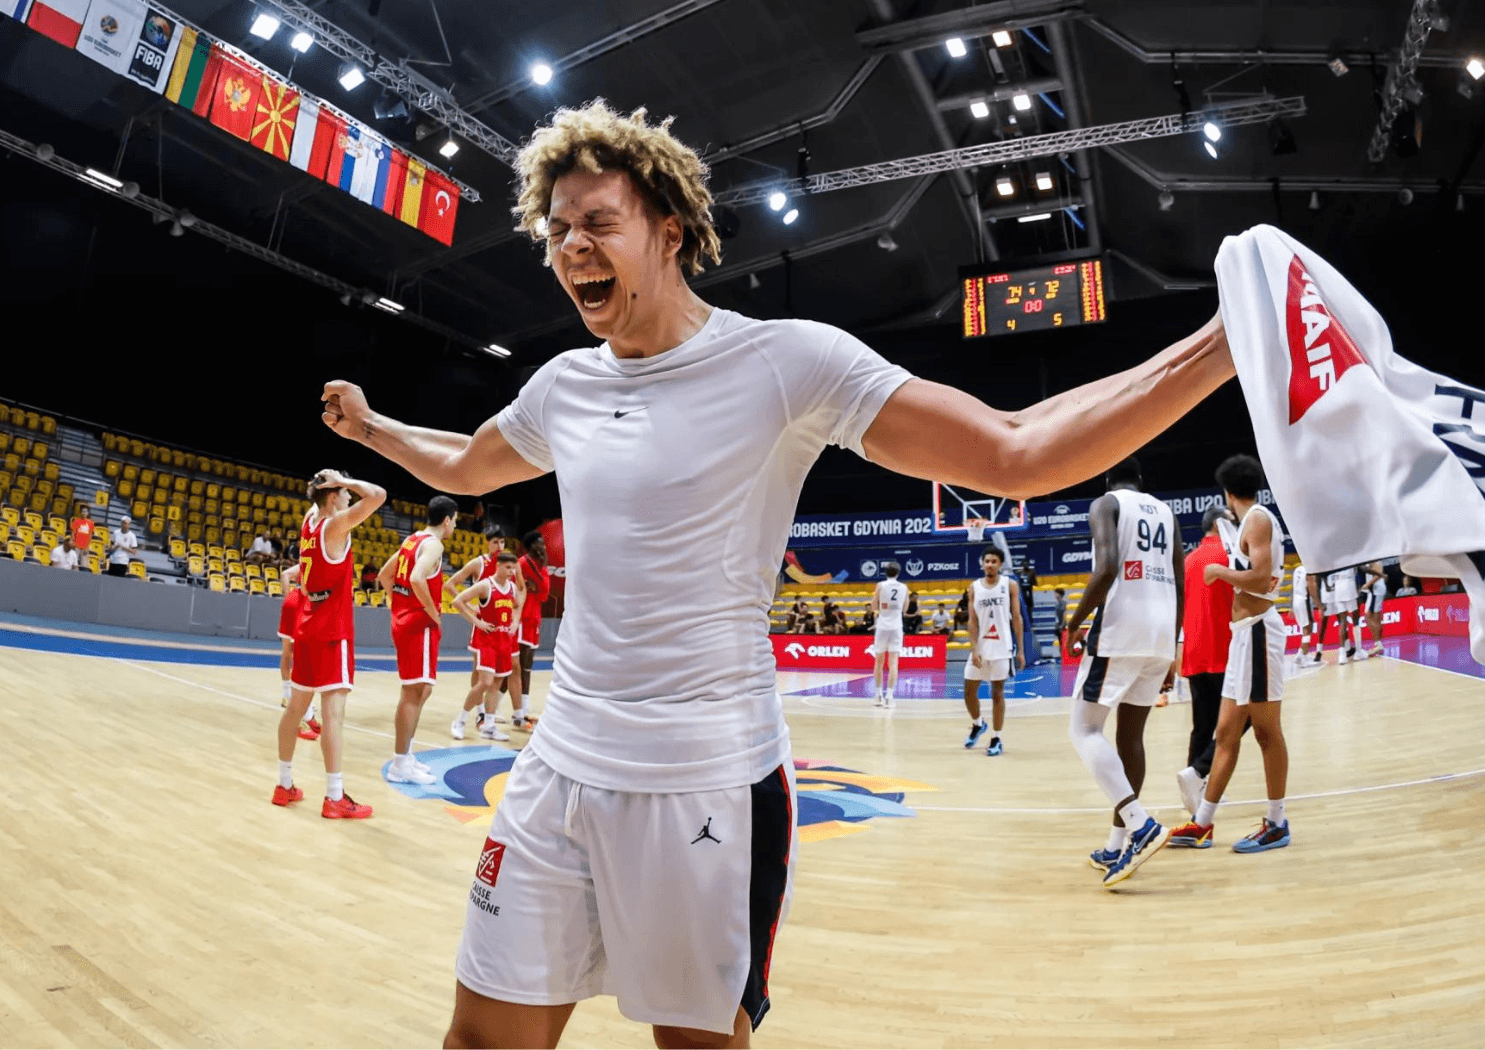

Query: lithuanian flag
[164,28,220,117]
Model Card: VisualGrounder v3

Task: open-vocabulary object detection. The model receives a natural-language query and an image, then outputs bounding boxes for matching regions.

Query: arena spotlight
[748,272,762,289]
[290,30,313,52]
[439,137,460,158]
[1204,140,1219,159]
[1309,190,1321,211]
[1034,171,1054,191]
[992,30,1013,47]
[170,219,183,236]
[1203,121,1222,142]
[1470,58,1485,80]
[970,100,990,119]
[876,232,899,251]
[782,208,799,225]
[1158,190,1175,210]
[338,61,366,91]
[1017,212,1052,223]
[945,37,967,58]
[768,191,786,212]
[531,62,554,85]
[249,10,280,39]
[995,177,1015,197]
[484,344,512,358]
[1398,186,1415,206]
[1012,93,1032,111]
[374,296,406,313]
[83,167,122,190]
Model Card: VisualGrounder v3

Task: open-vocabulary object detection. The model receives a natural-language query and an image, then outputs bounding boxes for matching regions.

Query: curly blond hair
[512,99,722,276]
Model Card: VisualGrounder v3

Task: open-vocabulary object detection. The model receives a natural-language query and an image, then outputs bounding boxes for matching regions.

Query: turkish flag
[208,51,264,142]
[418,168,459,246]
[249,74,300,161]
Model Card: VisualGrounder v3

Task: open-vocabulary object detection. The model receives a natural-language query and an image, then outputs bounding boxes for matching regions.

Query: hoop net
[966,518,988,543]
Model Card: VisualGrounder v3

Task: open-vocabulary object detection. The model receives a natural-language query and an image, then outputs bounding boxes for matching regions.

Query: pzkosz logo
[861,559,879,578]
[927,561,960,572]
[905,559,925,577]
[784,642,806,659]
[1286,256,1369,424]
[1123,560,1144,580]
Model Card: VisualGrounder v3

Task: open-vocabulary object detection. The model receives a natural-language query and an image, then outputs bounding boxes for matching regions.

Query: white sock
[1104,825,1126,853]
[885,689,894,701]
[1195,798,1218,826]
[453,709,467,725]
[974,717,986,728]
[305,701,317,722]
[326,772,344,801]
[281,681,292,701]
[1266,799,1286,825]
[1117,799,1150,830]
[278,761,293,789]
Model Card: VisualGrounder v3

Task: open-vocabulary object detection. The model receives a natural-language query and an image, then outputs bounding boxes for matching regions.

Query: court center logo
[386,750,934,843]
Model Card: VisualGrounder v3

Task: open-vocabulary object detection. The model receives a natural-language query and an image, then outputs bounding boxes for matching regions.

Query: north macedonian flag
[250,74,300,161]
[207,50,263,142]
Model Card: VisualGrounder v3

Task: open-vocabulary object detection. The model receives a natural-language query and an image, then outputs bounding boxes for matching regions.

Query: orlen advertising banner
[1275,593,1467,650]
[771,633,946,671]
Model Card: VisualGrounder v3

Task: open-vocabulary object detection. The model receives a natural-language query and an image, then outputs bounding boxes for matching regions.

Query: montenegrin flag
[249,73,299,161]
[207,49,263,141]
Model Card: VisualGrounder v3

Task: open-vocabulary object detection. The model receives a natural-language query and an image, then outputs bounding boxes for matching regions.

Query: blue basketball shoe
[1232,819,1291,853]
[1102,817,1171,888]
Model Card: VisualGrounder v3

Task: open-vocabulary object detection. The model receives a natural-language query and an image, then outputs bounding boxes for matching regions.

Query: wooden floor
[3,640,1483,1048]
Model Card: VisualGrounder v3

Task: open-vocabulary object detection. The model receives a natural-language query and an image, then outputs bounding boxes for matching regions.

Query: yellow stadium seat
[36,479,53,498]
[250,491,264,508]
[142,443,156,461]
[354,590,367,606]
[0,472,9,492]
[0,523,8,545]
[264,565,279,582]
[43,463,57,482]
[40,416,55,435]
[1,506,18,529]
[16,526,34,547]
[184,454,198,471]
[187,555,204,576]
[208,557,223,574]
[267,580,283,597]
[222,487,236,503]
[131,501,147,520]
[190,480,204,497]
[225,547,240,562]
[50,498,67,518]
[169,538,186,559]
[94,489,109,507]
[208,574,226,593]
[228,563,244,579]
[101,433,117,451]
[33,545,50,566]
[128,440,143,457]
[89,538,105,559]
[245,563,261,579]
[3,454,18,474]
[172,451,184,468]
[368,590,385,607]
[22,460,40,478]
[166,505,182,522]
[12,437,29,458]
[186,523,202,542]
[149,516,164,535]
[223,530,237,549]
[39,529,56,549]
[140,469,155,487]
[32,442,47,460]
[24,412,38,431]
[0,434,8,454]
[121,463,138,481]
[173,477,186,493]
[128,560,145,579]
[208,545,224,559]
[206,483,219,500]
[23,511,41,531]
[249,578,265,595]
[188,542,205,557]
[205,527,220,545]
[117,479,134,500]
[48,515,65,532]
[228,576,245,592]
[0,405,8,425]
[6,540,24,561]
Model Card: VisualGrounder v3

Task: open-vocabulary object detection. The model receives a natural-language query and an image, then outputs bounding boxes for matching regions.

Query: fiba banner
[75,0,181,90]
[772,633,946,671]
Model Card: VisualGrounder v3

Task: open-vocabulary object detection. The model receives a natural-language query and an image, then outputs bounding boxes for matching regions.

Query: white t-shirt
[496,307,912,792]
[110,529,138,565]
[874,578,907,633]
[250,535,274,556]
[931,609,948,630]
[970,575,1014,658]
[50,545,78,570]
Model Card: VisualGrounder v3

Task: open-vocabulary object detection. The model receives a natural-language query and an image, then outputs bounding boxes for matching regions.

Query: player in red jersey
[508,530,550,730]
[450,552,525,741]
[446,521,525,734]
[275,563,320,741]
[273,468,385,819]
[377,495,458,785]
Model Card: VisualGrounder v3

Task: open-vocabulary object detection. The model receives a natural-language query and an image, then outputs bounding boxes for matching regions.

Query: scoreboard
[961,258,1106,338]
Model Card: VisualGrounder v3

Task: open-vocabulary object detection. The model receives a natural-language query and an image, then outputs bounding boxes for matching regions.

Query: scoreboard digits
[961,258,1106,338]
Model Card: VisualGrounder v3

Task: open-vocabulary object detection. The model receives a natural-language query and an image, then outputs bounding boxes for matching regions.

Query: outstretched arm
[862,313,1230,500]
[322,381,544,495]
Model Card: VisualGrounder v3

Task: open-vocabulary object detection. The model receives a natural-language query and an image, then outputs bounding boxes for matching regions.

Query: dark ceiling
[3,0,1485,524]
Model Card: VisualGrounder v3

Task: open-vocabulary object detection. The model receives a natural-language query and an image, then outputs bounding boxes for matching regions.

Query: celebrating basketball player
[1360,560,1387,658]
[275,562,319,741]
[1063,457,1183,888]
[273,469,385,820]
[962,547,1024,755]
[320,100,1232,1046]
[871,562,907,708]
[377,495,458,785]
[1170,455,1292,853]
[450,552,525,741]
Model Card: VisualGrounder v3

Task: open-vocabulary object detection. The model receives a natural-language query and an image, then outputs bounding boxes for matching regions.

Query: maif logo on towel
[1285,256,1369,424]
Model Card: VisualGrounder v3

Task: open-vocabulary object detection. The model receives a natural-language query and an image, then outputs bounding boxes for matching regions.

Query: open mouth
[571,274,617,311]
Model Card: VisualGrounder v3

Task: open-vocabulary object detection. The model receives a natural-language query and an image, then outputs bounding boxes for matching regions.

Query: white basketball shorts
[1292,597,1312,630]
[1221,608,1287,706]
[1365,587,1386,615]
[963,651,1010,682]
[1326,598,1357,615]
[455,750,798,1035]
[873,626,904,654]
[1073,653,1169,708]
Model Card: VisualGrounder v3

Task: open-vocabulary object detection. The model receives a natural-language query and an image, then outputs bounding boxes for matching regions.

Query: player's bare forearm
[1066,569,1114,635]
[1210,563,1272,593]
[452,592,481,628]
[863,314,1231,500]
[375,554,396,595]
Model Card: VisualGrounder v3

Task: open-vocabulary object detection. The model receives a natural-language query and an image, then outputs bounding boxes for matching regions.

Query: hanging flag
[75,0,144,75]
[398,156,425,229]
[124,6,181,92]
[1,2,35,20]
[375,148,408,217]
[419,168,459,246]
[26,0,89,46]
[249,73,299,161]
[324,120,366,194]
[207,50,263,141]
[306,106,348,183]
[288,95,320,174]
[164,29,219,115]
[348,129,386,204]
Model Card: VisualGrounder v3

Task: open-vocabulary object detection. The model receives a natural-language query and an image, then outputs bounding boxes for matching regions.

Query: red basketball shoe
[297,719,320,741]
[322,794,373,819]
[272,784,304,806]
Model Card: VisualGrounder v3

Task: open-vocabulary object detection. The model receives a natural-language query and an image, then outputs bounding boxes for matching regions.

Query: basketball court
[3,617,1481,1048]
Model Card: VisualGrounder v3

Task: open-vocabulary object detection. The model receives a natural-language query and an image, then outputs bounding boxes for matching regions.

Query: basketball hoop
[966,517,988,543]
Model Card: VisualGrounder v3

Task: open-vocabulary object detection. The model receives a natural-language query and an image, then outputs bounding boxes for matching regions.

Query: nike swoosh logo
[613,408,646,418]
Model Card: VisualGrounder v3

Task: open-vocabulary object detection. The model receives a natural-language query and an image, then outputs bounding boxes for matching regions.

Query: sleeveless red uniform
[469,577,518,676]
[518,553,550,648]
[290,510,356,691]
[277,586,306,641]
[390,531,443,684]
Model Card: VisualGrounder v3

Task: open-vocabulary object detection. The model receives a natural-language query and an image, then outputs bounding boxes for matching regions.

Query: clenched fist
[322,381,374,443]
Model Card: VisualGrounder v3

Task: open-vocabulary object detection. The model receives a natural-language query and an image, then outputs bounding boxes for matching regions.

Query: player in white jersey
[320,100,1238,1047]
[1172,455,1292,854]
[1064,458,1182,888]
[871,563,908,708]
[1323,566,1361,663]
[1289,563,1321,666]
[1359,561,1387,657]
[961,547,1024,754]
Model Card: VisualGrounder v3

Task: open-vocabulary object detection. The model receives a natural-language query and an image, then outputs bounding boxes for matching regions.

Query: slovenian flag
[348,130,386,205]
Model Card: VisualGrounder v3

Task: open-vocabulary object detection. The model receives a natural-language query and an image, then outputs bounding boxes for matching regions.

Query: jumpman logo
[691,817,721,845]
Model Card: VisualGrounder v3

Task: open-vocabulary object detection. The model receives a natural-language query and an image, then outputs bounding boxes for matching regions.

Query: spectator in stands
[1395,576,1419,597]
[1053,587,1068,649]
[107,515,139,577]
[360,562,380,591]
[904,590,922,634]
[931,603,948,633]
[858,606,876,634]
[953,591,969,632]
[70,506,95,557]
[785,597,809,633]
[49,535,79,570]
[821,598,847,635]
[247,528,275,566]
[473,501,486,530]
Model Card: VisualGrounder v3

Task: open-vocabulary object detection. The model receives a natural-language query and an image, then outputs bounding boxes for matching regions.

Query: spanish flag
[399,157,425,229]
